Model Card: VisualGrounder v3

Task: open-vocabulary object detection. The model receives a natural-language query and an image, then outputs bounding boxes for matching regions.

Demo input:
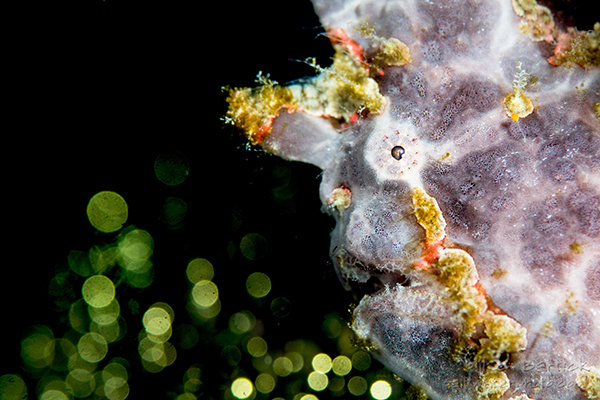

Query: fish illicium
[224,0,600,399]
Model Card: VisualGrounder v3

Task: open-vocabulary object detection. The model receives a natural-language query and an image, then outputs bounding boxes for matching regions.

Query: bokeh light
[329,375,345,392]
[38,378,72,400]
[351,350,372,371]
[68,247,113,278]
[190,297,221,320]
[255,373,275,394]
[154,151,190,186]
[322,315,342,338]
[174,324,198,350]
[192,280,219,307]
[174,394,196,400]
[82,275,115,308]
[87,191,128,233]
[183,365,203,395]
[270,297,291,317]
[49,338,77,372]
[245,272,271,298]
[88,298,120,326]
[20,325,55,373]
[307,371,328,391]
[66,368,95,398]
[229,311,255,335]
[143,306,171,336]
[371,380,392,400]
[332,355,352,376]
[91,315,125,344]
[348,376,368,396]
[118,228,154,271]
[116,227,154,289]
[10,141,422,400]
[158,197,188,229]
[101,361,130,400]
[104,377,129,400]
[186,258,214,284]
[286,351,304,373]
[272,357,293,377]
[239,233,267,260]
[246,336,268,357]
[222,346,242,366]
[311,353,332,373]
[138,334,177,373]
[77,332,108,363]
[69,299,91,333]
[231,377,253,399]
[0,374,27,400]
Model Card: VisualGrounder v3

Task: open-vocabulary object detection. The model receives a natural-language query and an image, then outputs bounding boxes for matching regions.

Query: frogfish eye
[391,145,405,160]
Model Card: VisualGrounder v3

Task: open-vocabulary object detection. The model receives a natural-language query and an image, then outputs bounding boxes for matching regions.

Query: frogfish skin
[224,0,600,399]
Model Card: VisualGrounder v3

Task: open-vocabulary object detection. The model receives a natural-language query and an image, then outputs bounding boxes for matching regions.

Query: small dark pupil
[391,145,405,160]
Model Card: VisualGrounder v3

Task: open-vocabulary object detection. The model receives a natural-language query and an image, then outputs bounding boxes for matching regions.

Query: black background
[4,0,343,398]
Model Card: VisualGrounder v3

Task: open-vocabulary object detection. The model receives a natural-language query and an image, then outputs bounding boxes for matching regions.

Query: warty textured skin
[226,0,600,399]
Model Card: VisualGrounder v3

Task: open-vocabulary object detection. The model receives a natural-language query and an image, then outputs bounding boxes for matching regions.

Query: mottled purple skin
[251,0,600,399]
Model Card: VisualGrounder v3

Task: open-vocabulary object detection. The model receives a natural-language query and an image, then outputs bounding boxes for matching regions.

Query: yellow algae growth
[504,62,534,121]
[476,313,528,366]
[224,43,387,145]
[412,186,447,243]
[576,366,600,400]
[328,187,352,214]
[434,249,487,334]
[476,369,510,400]
[293,45,386,120]
[410,187,528,393]
[550,24,600,68]
[355,21,412,68]
[224,73,296,145]
[511,0,555,42]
